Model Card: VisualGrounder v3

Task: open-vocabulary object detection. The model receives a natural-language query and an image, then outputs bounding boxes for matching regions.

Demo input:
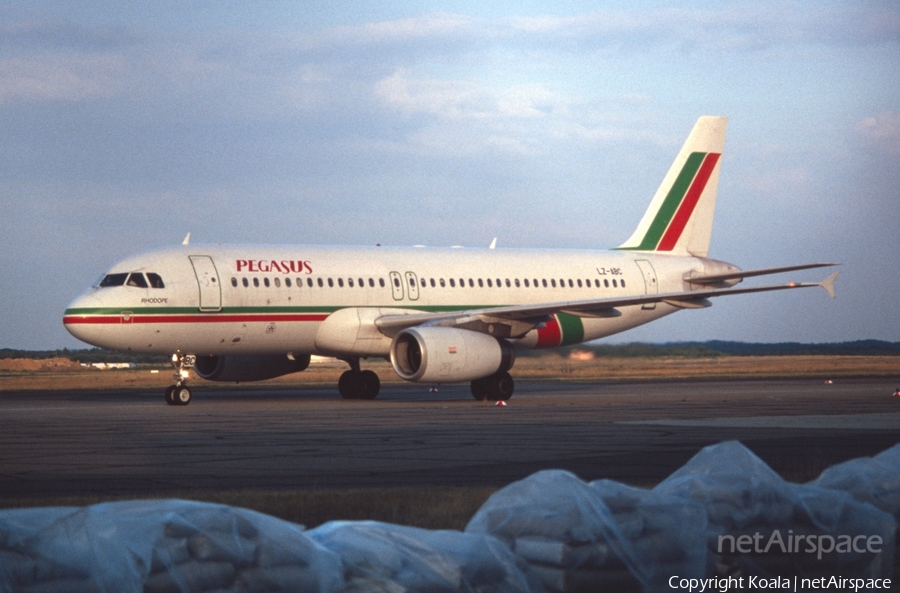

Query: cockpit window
[98,273,128,287]
[127,273,149,288]
[146,273,165,288]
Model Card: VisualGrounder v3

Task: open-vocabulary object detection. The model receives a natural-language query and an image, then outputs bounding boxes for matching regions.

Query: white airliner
[63,117,838,405]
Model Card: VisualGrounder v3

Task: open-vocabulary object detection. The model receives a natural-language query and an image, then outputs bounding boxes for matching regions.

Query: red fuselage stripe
[63,314,330,325]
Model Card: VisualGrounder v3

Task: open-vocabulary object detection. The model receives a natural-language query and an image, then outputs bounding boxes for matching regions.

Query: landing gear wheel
[165,385,177,405]
[471,377,489,401]
[173,386,192,405]
[358,370,380,400]
[338,371,358,399]
[486,371,514,401]
[339,370,381,400]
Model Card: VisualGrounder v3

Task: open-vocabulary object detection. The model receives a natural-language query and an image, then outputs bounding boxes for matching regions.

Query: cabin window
[286,278,292,288]
[392,277,400,288]
[409,277,416,287]
[231,278,238,287]
[242,278,249,287]
[612,279,617,287]
[524,279,530,287]
[427,278,434,288]
[577,279,582,288]
[348,278,354,287]
[379,278,385,288]
[308,278,314,287]
[338,278,344,288]
[275,277,281,288]
[621,279,626,288]
[477,278,483,287]
[533,279,538,287]
[253,278,260,287]
[515,279,520,288]
[264,278,270,288]
[496,278,501,287]
[317,278,324,287]
[594,279,600,288]
[359,278,364,287]
[328,278,334,288]
[146,273,165,288]
[486,279,492,287]
[542,279,548,288]
[448,278,454,288]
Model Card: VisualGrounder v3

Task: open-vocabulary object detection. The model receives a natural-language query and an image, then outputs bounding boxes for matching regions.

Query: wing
[374,269,840,339]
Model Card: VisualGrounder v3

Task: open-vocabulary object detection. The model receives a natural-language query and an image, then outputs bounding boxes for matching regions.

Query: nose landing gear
[165,354,195,406]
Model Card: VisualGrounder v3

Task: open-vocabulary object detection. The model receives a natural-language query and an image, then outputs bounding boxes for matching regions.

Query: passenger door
[189,255,222,312]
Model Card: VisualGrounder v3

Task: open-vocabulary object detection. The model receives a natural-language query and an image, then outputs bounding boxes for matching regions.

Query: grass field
[2,353,898,391]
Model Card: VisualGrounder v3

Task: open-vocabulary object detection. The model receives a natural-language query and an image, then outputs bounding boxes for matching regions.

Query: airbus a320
[63,116,838,405]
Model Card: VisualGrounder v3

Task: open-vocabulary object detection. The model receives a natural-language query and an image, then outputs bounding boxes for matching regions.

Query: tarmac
[0,377,898,500]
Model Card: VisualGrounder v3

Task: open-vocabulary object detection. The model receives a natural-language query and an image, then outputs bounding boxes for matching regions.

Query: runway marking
[619,412,900,430]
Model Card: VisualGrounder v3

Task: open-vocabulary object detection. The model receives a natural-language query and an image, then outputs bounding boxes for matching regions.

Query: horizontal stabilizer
[819,271,839,298]
[686,262,839,285]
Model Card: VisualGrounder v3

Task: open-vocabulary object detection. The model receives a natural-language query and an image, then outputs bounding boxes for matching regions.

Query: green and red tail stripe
[621,151,720,252]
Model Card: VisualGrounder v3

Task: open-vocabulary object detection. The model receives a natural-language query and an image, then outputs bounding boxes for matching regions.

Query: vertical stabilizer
[617,116,727,257]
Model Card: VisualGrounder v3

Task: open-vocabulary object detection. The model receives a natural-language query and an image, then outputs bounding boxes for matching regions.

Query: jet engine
[390,327,514,383]
[193,354,311,383]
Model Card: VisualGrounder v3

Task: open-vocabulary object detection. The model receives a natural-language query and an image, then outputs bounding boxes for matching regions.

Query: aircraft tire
[471,378,489,401]
[358,370,380,400]
[165,385,177,405]
[338,371,359,399]
[487,371,514,401]
[173,386,192,405]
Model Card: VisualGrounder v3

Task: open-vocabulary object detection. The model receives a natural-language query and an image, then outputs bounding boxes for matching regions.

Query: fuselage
[63,244,726,356]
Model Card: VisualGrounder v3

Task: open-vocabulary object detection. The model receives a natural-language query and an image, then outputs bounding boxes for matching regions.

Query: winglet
[182,232,191,246]
[819,271,839,298]
[489,237,498,250]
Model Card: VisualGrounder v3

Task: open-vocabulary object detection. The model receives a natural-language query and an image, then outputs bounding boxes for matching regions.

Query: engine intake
[193,354,310,383]
[390,327,514,383]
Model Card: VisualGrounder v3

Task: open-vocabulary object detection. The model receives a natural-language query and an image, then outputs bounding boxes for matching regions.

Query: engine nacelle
[193,354,310,383]
[390,327,514,383]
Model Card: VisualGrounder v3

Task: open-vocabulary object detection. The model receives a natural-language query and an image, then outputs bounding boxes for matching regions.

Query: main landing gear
[338,358,380,400]
[165,354,194,406]
[470,371,514,402]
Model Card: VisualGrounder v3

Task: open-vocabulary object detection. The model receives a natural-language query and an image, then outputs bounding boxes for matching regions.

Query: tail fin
[618,116,727,257]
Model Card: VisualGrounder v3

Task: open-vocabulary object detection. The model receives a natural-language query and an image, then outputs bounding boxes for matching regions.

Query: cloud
[857,111,900,156]
[0,54,127,103]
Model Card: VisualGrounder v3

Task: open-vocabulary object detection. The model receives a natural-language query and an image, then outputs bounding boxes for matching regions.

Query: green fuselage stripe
[557,312,585,346]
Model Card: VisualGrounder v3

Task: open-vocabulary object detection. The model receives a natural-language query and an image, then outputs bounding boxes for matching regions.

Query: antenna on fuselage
[182,232,191,246]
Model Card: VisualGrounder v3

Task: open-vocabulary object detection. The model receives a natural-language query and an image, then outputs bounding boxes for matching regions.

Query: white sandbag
[465,470,648,591]
[308,520,537,593]
[809,443,900,518]
[654,441,895,580]
[0,499,343,593]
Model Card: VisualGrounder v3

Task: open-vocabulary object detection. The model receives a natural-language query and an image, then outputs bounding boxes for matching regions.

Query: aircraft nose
[63,291,108,346]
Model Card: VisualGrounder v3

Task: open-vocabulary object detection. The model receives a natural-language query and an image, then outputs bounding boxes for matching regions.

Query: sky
[1,1,898,350]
